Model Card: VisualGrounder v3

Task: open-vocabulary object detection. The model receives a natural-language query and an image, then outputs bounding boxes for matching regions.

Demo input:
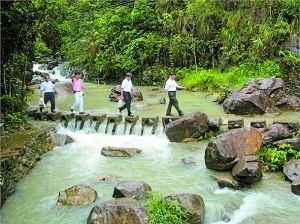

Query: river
[1,66,300,224]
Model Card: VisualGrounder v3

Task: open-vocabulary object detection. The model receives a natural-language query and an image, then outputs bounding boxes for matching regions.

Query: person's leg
[79,91,84,112]
[166,92,173,115]
[71,92,79,110]
[124,92,132,116]
[171,93,183,115]
[119,100,127,112]
[49,93,55,112]
[44,93,50,111]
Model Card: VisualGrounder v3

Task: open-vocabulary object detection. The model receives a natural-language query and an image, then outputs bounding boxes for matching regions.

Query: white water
[1,125,300,224]
[32,63,69,82]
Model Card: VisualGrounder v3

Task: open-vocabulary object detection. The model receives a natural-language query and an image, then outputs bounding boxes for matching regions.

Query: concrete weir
[228,118,244,130]
[141,116,159,135]
[26,110,300,135]
[89,114,107,132]
[60,113,75,127]
[250,120,267,128]
[105,115,122,134]
[33,111,48,120]
[47,112,62,121]
[124,115,139,135]
[75,114,90,130]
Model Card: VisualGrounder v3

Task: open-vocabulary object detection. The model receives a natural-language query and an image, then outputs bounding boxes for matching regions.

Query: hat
[126,72,132,77]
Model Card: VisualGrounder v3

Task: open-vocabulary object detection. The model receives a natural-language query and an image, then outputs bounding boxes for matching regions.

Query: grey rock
[165,112,209,142]
[87,198,148,224]
[223,78,300,115]
[101,146,142,157]
[232,156,262,184]
[113,180,151,200]
[57,185,98,206]
[165,194,205,224]
[109,85,143,102]
[259,124,292,145]
[182,156,197,165]
[283,159,300,181]
[205,127,262,171]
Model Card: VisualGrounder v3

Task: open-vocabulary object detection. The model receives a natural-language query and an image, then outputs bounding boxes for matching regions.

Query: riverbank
[0,122,55,206]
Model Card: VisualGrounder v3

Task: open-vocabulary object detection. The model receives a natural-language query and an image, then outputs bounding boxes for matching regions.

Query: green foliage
[203,130,223,140]
[180,60,283,93]
[258,144,300,172]
[45,0,299,85]
[5,112,26,126]
[3,0,300,89]
[0,95,25,115]
[1,95,26,126]
[145,191,188,224]
[34,36,52,60]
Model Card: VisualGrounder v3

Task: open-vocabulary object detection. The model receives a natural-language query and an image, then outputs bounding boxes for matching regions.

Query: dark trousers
[120,91,132,115]
[44,92,55,112]
[166,91,183,115]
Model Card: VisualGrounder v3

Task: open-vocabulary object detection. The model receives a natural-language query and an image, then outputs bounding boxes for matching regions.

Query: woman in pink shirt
[70,72,85,114]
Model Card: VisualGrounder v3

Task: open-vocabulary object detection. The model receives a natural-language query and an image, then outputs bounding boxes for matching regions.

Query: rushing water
[2,64,300,223]
[1,126,300,224]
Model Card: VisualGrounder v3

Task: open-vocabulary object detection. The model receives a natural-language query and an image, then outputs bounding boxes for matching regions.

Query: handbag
[117,99,126,108]
[159,97,166,104]
[38,97,45,107]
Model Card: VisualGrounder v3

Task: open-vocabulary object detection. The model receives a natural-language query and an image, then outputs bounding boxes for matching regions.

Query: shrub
[257,144,300,172]
[1,95,26,126]
[145,191,188,224]
[5,112,26,126]
[203,130,223,140]
[0,95,25,115]
[180,60,283,93]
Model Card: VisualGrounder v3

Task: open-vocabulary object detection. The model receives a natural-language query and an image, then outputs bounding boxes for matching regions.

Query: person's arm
[176,82,186,90]
[164,80,169,97]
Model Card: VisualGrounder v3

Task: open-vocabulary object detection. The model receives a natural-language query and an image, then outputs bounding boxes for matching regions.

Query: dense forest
[1,0,300,124]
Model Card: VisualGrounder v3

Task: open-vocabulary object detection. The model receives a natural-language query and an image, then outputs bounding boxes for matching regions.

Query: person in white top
[119,72,133,116]
[164,74,185,116]
[40,74,56,113]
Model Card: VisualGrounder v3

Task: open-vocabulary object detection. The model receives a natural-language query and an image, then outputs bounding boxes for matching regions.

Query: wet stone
[228,118,244,130]
[250,120,267,128]
[291,179,300,196]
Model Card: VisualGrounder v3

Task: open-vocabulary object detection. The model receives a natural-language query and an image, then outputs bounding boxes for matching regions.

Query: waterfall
[61,115,164,136]
[105,123,114,135]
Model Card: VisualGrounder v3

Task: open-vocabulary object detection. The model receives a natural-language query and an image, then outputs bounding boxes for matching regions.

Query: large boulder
[113,180,151,200]
[165,112,209,142]
[211,174,248,190]
[232,156,262,184]
[165,194,205,224]
[87,198,148,224]
[283,159,300,181]
[57,185,97,206]
[109,85,143,102]
[101,146,142,157]
[223,78,300,115]
[205,127,263,171]
[259,124,292,145]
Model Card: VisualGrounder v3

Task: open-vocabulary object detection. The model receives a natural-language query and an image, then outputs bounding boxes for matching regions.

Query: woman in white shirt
[119,72,133,116]
[164,74,185,116]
